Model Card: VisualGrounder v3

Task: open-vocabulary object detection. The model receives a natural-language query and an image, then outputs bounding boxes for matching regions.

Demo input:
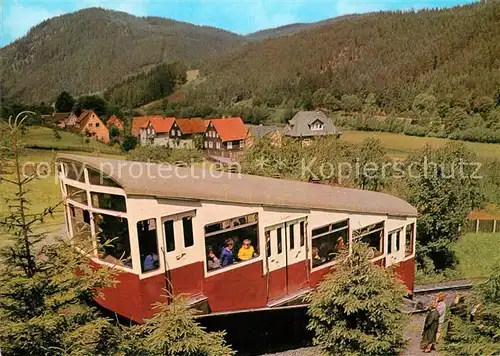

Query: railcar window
[354,221,385,257]
[183,217,194,248]
[405,223,414,256]
[94,213,132,268]
[204,212,259,271]
[299,221,305,247]
[68,205,93,251]
[88,168,121,187]
[91,192,127,212]
[266,231,271,257]
[277,227,283,254]
[66,184,88,204]
[63,162,85,182]
[289,224,295,250]
[164,220,175,252]
[311,219,349,268]
[388,229,402,254]
[137,219,159,273]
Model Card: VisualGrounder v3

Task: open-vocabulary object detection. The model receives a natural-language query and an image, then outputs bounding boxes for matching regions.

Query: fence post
[493,220,497,234]
[476,219,479,233]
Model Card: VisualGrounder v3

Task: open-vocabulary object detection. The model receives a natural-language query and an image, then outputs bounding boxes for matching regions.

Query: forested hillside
[104,61,188,108]
[0,7,245,103]
[193,2,500,113]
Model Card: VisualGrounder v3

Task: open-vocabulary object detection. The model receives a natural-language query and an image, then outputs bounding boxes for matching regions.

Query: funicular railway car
[57,154,417,323]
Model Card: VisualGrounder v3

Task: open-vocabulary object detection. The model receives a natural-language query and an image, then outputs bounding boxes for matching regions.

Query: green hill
[195,2,500,113]
[0,7,245,103]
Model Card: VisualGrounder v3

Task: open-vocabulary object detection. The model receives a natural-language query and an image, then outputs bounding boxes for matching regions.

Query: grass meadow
[341,131,500,159]
[415,232,500,284]
[24,126,120,154]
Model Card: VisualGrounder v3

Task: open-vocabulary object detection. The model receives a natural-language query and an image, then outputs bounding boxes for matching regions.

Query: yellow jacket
[238,246,254,261]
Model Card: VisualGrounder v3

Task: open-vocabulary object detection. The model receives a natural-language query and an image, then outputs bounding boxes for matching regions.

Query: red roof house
[203,117,248,160]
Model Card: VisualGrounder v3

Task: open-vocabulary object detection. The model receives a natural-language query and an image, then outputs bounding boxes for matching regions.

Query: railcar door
[160,211,201,295]
[265,217,308,303]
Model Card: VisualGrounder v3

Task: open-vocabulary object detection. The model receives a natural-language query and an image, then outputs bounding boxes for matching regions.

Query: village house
[204,117,247,161]
[74,110,110,143]
[106,115,125,131]
[283,111,340,147]
[139,116,175,146]
[171,118,208,149]
[246,124,283,148]
[40,112,78,128]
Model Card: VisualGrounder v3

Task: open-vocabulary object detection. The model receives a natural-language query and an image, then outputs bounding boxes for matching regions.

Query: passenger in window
[237,239,257,261]
[143,252,159,272]
[312,247,326,267]
[335,236,346,251]
[220,238,235,267]
[207,246,221,270]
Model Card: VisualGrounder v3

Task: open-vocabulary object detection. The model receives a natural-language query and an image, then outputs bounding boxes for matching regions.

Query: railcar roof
[57,154,418,217]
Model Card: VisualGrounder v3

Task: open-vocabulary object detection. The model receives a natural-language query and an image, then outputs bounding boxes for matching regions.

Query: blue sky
[2,0,476,46]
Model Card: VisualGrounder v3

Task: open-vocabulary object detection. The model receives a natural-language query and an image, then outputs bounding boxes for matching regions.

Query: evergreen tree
[128,295,234,356]
[404,142,484,270]
[443,264,500,355]
[55,91,75,112]
[306,243,408,356]
[0,112,121,356]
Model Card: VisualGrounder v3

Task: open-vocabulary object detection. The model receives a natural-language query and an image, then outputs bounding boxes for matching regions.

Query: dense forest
[191,2,500,114]
[0,7,245,103]
[104,61,188,108]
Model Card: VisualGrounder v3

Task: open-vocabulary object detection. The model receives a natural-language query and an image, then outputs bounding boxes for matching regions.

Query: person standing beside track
[436,293,447,342]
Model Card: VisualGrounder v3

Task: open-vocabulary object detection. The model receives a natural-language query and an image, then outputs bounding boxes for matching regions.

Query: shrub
[307,243,408,356]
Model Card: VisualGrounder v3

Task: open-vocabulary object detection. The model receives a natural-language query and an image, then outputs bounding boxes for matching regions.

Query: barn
[57,153,417,323]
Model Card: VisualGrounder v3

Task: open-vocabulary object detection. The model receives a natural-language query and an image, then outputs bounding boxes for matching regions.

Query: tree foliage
[404,142,484,271]
[125,295,234,356]
[0,112,121,356]
[306,243,408,356]
[443,264,500,355]
[1,8,244,103]
[105,61,188,108]
[55,91,75,112]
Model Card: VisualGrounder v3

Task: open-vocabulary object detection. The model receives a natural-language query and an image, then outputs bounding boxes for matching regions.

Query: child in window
[238,239,256,261]
[220,238,235,267]
[207,246,221,270]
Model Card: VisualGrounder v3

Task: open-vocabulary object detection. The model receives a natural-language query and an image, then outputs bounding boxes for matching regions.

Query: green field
[23,126,120,154]
[341,131,500,159]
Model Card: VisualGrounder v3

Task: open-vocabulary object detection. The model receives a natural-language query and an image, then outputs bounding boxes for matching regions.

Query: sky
[1,0,476,47]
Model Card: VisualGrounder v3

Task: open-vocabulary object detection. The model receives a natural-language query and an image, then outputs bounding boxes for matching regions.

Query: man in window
[220,238,235,267]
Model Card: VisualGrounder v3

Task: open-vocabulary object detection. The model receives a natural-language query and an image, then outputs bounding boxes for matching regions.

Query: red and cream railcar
[57,154,417,323]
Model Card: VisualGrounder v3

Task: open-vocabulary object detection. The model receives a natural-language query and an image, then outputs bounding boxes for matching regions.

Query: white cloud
[3,2,64,42]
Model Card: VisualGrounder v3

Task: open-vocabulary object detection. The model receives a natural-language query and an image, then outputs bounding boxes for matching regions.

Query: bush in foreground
[307,243,408,356]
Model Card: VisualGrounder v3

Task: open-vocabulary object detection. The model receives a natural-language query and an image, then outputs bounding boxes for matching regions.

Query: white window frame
[204,141,208,148]
[216,141,221,149]
[227,141,233,150]
[240,140,245,148]
[208,141,213,149]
